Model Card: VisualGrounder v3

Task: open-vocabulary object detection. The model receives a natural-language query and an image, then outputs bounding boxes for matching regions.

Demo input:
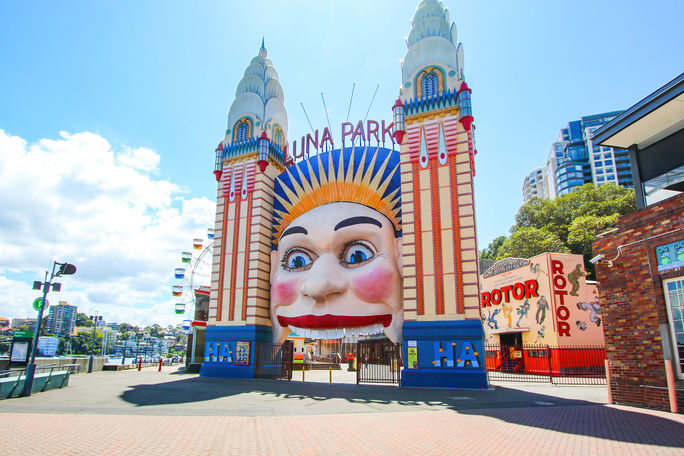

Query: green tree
[118,322,133,334]
[479,235,507,260]
[57,336,67,355]
[491,184,636,277]
[75,313,94,328]
[144,324,164,338]
[497,227,570,259]
[70,330,102,355]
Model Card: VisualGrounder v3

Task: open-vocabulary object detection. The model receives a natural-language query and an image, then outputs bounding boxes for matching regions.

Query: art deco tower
[202,41,289,377]
[397,0,487,388]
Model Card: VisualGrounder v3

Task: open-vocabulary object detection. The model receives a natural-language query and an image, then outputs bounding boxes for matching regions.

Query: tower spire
[259,37,267,57]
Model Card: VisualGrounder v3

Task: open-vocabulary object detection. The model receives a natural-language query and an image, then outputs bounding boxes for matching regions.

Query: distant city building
[0,317,9,330]
[522,166,549,203]
[46,301,77,337]
[37,336,59,356]
[11,317,37,330]
[523,111,634,202]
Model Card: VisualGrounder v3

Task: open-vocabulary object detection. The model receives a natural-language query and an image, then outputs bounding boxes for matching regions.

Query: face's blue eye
[342,243,374,266]
[283,250,313,271]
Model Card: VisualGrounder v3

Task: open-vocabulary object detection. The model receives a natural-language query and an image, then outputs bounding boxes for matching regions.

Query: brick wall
[593,193,684,413]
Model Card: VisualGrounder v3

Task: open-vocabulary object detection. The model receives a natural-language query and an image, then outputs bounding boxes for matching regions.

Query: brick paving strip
[1,368,682,455]
[2,405,683,456]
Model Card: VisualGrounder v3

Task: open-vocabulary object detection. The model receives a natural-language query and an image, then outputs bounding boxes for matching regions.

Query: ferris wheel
[173,228,215,319]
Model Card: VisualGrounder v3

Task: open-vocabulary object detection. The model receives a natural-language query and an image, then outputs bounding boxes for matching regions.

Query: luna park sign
[290,120,396,159]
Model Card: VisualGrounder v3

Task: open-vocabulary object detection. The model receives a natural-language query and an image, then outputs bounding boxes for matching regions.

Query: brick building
[592,73,684,413]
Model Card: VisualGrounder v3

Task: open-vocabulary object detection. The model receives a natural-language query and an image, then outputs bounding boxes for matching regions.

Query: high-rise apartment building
[522,166,548,202]
[523,111,634,203]
[46,301,77,337]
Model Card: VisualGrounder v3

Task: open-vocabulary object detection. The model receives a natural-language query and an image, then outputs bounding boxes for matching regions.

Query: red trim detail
[460,116,473,131]
[449,154,464,314]
[430,160,445,314]
[257,160,268,172]
[412,165,425,316]
[192,321,207,327]
[216,196,229,321]
[228,199,242,321]
[241,192,254,322]
[392,130,405,144]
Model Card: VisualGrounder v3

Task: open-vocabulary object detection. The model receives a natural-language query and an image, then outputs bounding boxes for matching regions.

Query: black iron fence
[356,339,401,384]
[485,344,606,385]
[254,341,293,380]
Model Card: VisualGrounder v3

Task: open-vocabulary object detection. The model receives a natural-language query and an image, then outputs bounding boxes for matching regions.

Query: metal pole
[22,263,56,397]
[88,311,97,373]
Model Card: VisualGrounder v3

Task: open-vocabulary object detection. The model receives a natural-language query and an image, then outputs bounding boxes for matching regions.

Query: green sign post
[32,297,49,312]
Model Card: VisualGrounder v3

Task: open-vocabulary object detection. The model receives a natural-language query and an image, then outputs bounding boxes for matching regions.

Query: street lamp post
[22,261,76,397]
[87,312,100,373]
[121,332,128,365]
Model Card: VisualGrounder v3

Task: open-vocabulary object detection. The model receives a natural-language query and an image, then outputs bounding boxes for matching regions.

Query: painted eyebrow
[334,216,383,231]
[281,226,308,239]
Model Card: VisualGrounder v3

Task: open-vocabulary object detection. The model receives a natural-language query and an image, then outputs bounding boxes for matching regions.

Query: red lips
[277,314,392,329]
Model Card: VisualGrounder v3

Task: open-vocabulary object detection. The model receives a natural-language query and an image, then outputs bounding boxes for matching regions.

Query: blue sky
[1,0,682,325]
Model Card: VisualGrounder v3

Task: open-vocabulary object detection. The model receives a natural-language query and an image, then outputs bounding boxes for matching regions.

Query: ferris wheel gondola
[172,228,214,316]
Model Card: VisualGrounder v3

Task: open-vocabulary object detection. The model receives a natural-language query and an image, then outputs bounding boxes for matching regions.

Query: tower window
[274,126,283,146]
[422,72,438,98]
[237,122,250,142]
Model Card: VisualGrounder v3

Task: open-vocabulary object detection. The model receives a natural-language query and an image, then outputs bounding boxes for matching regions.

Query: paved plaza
[1,366,682,455]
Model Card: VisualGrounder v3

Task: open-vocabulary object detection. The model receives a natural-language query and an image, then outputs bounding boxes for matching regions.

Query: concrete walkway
[1,366,682,455]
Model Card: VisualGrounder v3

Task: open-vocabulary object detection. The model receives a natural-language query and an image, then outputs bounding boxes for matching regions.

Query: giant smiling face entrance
[270,201,403,344]
[270,146,403,344]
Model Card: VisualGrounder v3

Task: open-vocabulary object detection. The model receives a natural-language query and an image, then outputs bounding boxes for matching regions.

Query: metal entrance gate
[356,339,401,384]
[255,340,293,380]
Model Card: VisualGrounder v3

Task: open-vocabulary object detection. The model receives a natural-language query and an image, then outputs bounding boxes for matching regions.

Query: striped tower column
[399,105,487,389]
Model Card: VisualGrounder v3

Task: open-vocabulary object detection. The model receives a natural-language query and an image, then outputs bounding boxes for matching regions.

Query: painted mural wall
[480,253,603,346]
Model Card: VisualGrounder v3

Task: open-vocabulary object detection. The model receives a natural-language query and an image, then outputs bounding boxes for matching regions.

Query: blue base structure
[400,320,488,389]
[199,325,272,378]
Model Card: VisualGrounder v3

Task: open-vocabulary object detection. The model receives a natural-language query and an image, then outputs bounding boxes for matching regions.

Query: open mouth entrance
[254,332,401,385]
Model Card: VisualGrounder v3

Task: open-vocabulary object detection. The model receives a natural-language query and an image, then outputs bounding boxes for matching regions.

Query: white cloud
[0,129,215,327]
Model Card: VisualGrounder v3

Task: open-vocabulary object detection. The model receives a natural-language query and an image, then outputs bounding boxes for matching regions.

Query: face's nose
[300,253,347,303]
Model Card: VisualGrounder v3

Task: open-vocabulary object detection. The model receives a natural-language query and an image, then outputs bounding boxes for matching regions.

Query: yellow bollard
[302,363,305,383]
[329,366,332,385]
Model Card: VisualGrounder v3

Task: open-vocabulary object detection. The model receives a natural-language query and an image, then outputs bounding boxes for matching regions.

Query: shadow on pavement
[120,375,683,447]
[121,375,585,410]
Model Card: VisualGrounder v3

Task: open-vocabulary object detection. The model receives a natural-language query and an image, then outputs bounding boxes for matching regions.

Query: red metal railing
[485,344,606,385]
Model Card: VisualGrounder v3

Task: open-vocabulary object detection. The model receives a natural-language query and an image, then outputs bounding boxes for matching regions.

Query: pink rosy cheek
[272,277,299,306]
[351,266,396,303]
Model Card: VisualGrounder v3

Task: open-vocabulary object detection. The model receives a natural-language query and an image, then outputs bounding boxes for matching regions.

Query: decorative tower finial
[259,38,267,57]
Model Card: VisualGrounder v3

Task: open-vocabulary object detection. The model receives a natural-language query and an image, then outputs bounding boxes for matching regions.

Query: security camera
[589,254,604,265]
